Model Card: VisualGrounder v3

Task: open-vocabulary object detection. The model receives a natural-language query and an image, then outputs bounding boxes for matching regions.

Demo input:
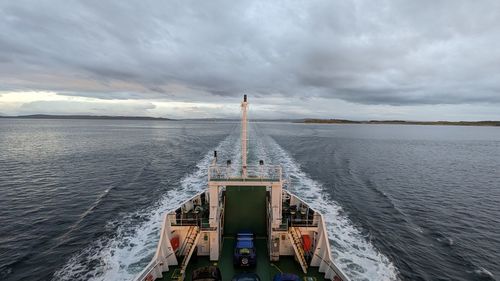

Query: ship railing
[310,213,350,281]
[169,216,215,231]
[135,260,160,281]
[134,190,210,281]
[273,216,320,230]
[282,191,320,228]
[282,189,349,280]
[169,216,198,225]
[169,216,202,226]
[313,256,351,281]
[290,214,320,227]
[208,164,282,182]
[134,212,177,281]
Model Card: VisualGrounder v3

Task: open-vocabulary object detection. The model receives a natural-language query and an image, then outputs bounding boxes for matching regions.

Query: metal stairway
[177,226,196,256]
[287,227,308,273]
[172,226,201,281]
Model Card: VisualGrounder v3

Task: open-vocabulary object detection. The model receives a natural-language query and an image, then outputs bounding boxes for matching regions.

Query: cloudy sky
[1,0,500,120]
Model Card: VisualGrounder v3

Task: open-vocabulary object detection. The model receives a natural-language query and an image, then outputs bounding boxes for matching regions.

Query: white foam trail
[54,131,240,281]
[56,123,399,281]
[472,267,494,279]
[250,124,400,281]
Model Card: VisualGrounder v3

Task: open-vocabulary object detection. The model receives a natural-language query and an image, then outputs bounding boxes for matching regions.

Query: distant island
[302,119,500,127]
[0,114,174,121]
[1,115,499,126]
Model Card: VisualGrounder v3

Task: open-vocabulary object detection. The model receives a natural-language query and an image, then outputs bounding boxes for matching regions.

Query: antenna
[241,94,248,177]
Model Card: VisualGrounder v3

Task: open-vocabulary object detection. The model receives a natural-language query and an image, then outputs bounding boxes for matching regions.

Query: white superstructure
[134,95,349,281]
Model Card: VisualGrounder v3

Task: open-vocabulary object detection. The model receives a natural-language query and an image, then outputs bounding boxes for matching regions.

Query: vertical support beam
[210,231,219,260]
[208,183,219,228]
[271,182,282,228]
[241,94,248,178]
[208,183,220,260]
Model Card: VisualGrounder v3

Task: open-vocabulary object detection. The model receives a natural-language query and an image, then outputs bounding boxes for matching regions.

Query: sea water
[0,119,498,281]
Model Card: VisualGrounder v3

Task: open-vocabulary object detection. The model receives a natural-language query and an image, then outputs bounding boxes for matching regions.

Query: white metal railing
[133,191,208,281]
[314,213,350,281]
[282,190,320,228]
[134,212,176,281]
[135,261,157,281]
[168,215,213,230]
[289,214,320,227]
[208,164,282,181]
[283,190,350,281]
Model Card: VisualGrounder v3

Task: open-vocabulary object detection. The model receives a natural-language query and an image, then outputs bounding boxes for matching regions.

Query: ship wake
[53,130,241,281]
[55,122,400,281]
[250,124,400,281]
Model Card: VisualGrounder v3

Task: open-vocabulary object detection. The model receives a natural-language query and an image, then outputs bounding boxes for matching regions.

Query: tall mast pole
[241,94,248,178]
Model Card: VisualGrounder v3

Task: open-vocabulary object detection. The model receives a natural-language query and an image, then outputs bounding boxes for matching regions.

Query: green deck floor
[224,186,267,236]
[159,237,326,281]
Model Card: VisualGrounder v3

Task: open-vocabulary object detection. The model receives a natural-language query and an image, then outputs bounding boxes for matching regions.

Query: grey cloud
[1,0,500,110]
[56,91,166,100]
[18,100,156,116]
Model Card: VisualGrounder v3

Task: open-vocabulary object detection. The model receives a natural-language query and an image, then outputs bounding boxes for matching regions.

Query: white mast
[241,94,248,177]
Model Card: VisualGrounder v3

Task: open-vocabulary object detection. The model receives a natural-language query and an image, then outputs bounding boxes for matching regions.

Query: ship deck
[156,185,326,281]
[158,237,326,281]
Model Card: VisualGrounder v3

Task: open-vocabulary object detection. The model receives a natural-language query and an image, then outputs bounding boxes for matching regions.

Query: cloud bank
[1,0,500,119]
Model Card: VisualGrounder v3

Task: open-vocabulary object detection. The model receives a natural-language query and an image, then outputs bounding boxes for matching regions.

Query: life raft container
[170,235,180,251]
[302,234,312,252]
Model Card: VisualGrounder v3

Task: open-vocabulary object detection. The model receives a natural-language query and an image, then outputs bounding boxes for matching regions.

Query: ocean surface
[0,119,499,281]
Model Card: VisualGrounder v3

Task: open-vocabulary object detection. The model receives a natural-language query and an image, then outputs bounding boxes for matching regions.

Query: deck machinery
[134,96,349,281]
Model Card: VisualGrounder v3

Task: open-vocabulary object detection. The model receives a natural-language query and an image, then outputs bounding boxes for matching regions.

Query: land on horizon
[1,114,499,126]
[302,118,500,127]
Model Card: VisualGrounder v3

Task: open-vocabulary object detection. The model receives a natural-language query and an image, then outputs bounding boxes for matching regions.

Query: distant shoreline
[302,119,500,127]
[1,115,499,127]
